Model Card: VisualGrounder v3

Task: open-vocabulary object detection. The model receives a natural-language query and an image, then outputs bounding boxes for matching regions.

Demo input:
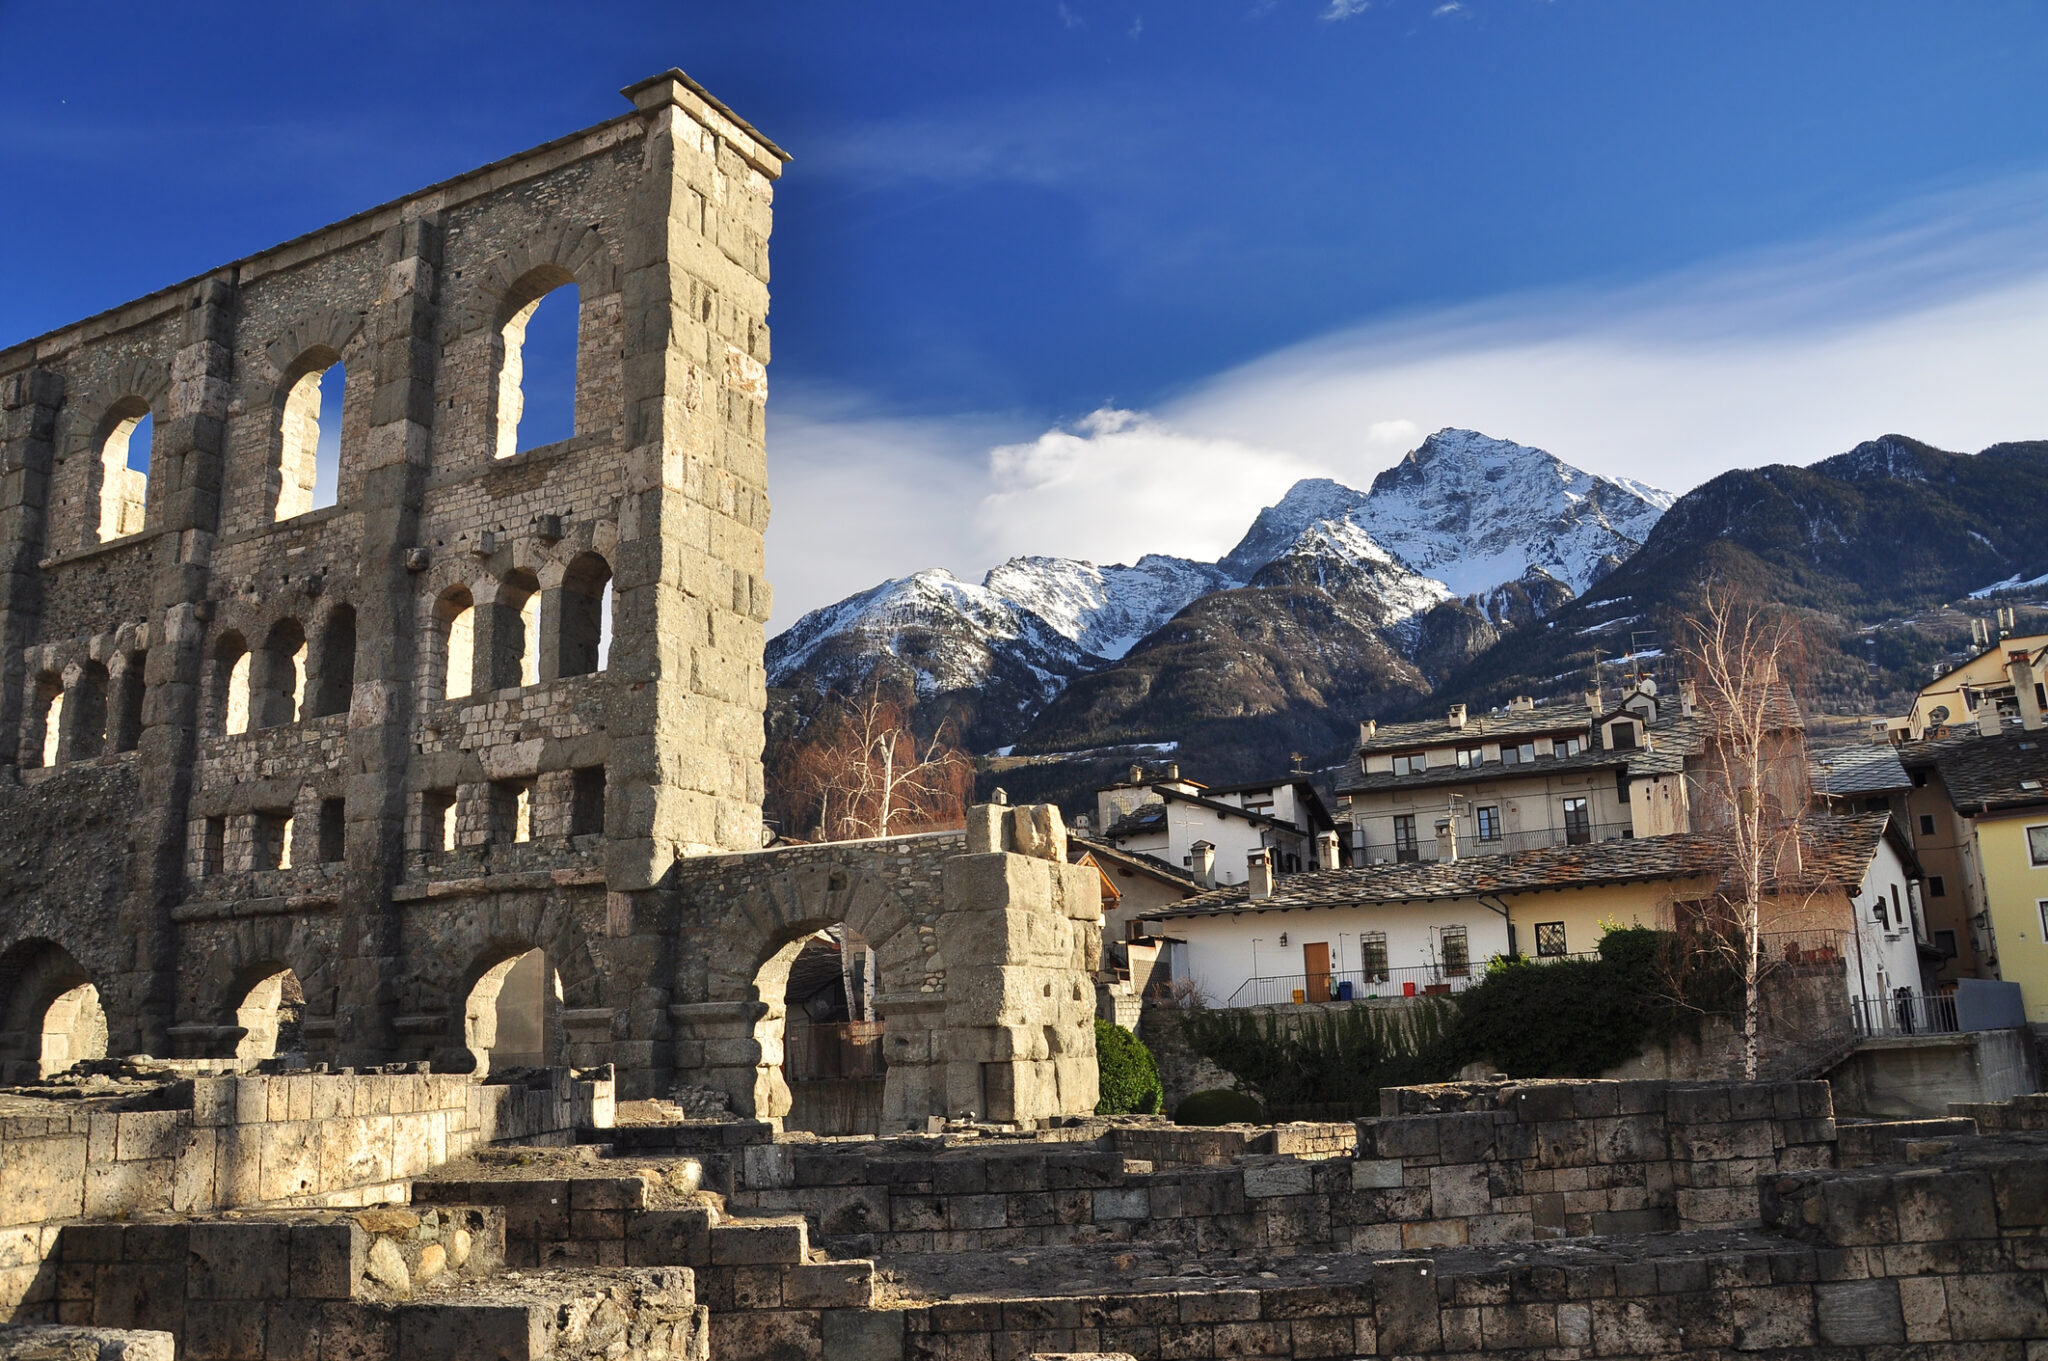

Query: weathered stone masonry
[0,72,787,1097]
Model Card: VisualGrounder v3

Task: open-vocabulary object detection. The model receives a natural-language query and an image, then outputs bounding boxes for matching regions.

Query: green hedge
[1176,927,1728,1107]
[1093,1018,1164,1115]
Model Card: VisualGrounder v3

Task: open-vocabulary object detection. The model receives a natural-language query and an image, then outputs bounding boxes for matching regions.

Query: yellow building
[1928,730,2048,1023]
[1894,634,2048,740]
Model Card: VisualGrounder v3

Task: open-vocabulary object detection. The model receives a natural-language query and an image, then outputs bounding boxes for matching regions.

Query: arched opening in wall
[256,619,307,728]
[759,925,885,1136]
[27,671,62,768]
[557,553,612,678]
[215,634,251,736]
[463,948,561,1077]
[307,606,355,719]
[62,661,109,763]
[433,588,475,702]
[110,651,147,753]
[0,941,107,1083]
[495,278,579,458]
[232,966,306,1063]
[491,570,540,690]
[278,356,345,520]
[95,401,151,544]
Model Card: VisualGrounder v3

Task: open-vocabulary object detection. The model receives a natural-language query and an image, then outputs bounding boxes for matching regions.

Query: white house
[1093,767,1340,888]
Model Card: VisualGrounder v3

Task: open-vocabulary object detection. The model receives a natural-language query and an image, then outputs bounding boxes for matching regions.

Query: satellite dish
[1929,705,1951,724]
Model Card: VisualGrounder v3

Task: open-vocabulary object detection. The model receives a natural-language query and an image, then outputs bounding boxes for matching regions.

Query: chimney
[2011,652,2045,732]
[1129,765,1144,785]
[1164,762,1180,782]
[1978,701,2003,738]
[1679,679,1697,718]
[1434,817,1458,863]
[1360,720,1376,744]
[1189,840,1215,890]
[1247,849,1273,900]
[1584,687,1603,714]
[1447,703,1467,730]
[1510,695,1535,713]
[1316,829,1341,870]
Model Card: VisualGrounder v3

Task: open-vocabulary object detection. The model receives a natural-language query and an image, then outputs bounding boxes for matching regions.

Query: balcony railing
[1372,820,1637,864]
[1222,949,1607,1008]
[1851,992,1959,1038]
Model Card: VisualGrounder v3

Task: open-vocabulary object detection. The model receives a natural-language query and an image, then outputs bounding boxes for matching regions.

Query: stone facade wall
[0,71,784,1098]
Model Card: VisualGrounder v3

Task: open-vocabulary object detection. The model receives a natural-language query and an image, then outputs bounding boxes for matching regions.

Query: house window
[1919,814,1936,837]
[1502,742,1536,765]
[2040,900,2048,939]
[1475,806,1500,842]
[1933,929,1958,958]
[1456,746,1485,768]
[1439,926,1470,977]
[1929,875,1946,898]
[1913,770,1928,787]
[1393,814,1419,863]
[1361,933,1389,980]
[1393,752,1427,776]
[1562,796,1591,845]
[1556,737,1583,758]
[2029,826,2048,866]
[1609,722,1638,751]
[1535,922,1567,957]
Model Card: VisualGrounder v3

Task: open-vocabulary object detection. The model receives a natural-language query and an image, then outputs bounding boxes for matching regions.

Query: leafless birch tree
[773,675,972,841]
[1679,585,1813,1079]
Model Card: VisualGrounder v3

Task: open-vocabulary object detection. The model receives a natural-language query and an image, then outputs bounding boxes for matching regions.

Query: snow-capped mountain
[1223,429,1674,597]
[764,568,1095,712]
[767,428,1673,751]
[980,554,1234,661]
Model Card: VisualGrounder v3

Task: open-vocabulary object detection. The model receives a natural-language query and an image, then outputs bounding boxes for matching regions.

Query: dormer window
[1456,746,1486,768]
[1609,721,1639,751]
[1501,742,1537,766]
[1392,752,1428,776]
[1556,736,1584,758]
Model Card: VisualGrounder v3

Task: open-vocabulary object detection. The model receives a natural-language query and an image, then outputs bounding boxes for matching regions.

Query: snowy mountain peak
[981,553,1231,661]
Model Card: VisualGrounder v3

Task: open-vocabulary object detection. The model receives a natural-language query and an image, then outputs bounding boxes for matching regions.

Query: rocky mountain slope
[766,428,1669,754]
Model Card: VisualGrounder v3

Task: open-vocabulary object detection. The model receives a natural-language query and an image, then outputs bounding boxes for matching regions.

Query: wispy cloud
[1432,2,1466,16]
[1057,2,1084,28]
[765,171,2048,626]
[1322,0,1371,18]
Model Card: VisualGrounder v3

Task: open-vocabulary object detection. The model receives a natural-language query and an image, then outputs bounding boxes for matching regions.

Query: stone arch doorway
[765,923,885,1134]
[0,940,109,1082]
[231,964,306,1064]
[462,947,563,1078]
[686,860,932,1125]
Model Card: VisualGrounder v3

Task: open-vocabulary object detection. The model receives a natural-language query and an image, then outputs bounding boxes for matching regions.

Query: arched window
[233,967,305,1063]
[494,277,579,459]
[555,552,613,679]
[63,661,109,763]
[431,588,476,702]
[95,401,152,545]
[0,942,108,1083]
[463,948,561,1077]
[488,570,540,691]
[255,619,307,729]
[27,672,62,768]
[215,634,251,736]
[277,357,346,519]
[110,650,147,753]
[307,606,355,719]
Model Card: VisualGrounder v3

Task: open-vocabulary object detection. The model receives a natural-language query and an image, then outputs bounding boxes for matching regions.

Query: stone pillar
[126,275,238,1057]
[606,72,783,893]
[0,367,62,769]
[921,803,1102,1125]
[337,215,442,1066]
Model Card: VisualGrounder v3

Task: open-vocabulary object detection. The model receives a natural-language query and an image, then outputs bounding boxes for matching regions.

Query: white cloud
[1433,2,1465,15]
[765,171,2048,629]
[1322,0,1370,17]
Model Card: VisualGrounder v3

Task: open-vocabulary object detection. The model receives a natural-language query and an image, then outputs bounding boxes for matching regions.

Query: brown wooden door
[1303,941,1331,1002]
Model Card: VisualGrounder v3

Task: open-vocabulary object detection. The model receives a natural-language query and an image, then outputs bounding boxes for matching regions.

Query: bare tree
[774,675,972,841]
[1679,584,1813,1079]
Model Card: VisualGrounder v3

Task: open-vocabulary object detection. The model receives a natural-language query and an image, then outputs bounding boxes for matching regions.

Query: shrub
[1173,1088,1266,1125]
[1093,1018,1164,1115]
[1177,1000,1461,1113]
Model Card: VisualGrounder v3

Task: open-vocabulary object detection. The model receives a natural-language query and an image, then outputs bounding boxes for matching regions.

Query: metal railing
[1372,820,1637,864]
[1851,992,1959,1038]
[1226,962,1484,1007]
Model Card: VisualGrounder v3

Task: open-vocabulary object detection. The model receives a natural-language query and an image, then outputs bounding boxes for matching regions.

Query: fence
[1368,820,1637,864]
[1225,962,1485,1007]
[1851,991,1960,1038]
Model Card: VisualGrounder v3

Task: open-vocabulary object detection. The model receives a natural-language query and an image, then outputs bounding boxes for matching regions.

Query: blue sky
[6,2,2048,622]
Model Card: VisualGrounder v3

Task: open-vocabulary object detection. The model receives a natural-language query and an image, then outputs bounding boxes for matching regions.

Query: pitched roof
[1337,714,1706,794]
[1925,730,2048,815]
[1140,813,1890,922]
[1355,705,1594,754]
[1100,801,1168,839]
[1811,743,1912,798]
[1069,834,1199,892]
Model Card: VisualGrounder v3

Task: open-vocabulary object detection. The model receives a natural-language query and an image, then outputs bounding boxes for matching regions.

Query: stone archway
[682,859,932,1124]
[0,940,108,1082]
[462,947,563,1077]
